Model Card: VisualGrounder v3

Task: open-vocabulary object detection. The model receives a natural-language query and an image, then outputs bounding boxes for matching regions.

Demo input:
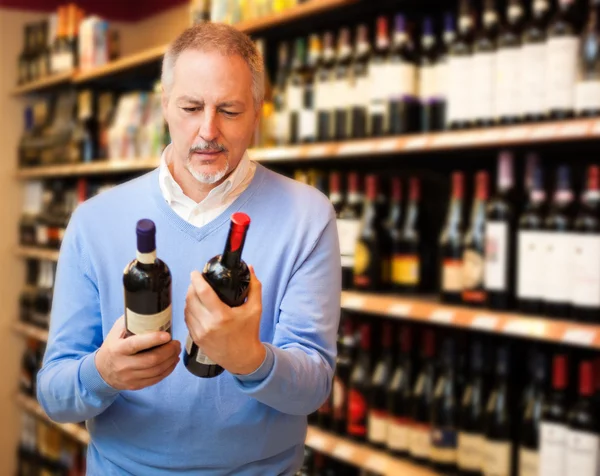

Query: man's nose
[198,108,218,142]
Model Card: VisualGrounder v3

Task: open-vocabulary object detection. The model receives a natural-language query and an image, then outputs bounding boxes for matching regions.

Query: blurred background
[4,0,600,475]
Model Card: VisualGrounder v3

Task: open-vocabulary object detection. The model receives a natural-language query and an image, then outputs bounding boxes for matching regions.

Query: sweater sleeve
[233,209,341,415]
[36,211,120,424]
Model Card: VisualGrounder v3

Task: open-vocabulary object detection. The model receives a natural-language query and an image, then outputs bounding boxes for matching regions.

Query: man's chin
[185,163,229,185]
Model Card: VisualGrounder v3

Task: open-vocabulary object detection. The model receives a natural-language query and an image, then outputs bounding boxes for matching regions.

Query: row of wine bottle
[312,315,599,476]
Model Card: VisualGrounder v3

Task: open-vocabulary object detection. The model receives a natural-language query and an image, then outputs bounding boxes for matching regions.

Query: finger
[246,265,262,305]
[126,340,181,370]
[131,353,180,379]
[134,358,179,390]
[190,271,226,312]
[184,306,206,344]
[118,331,174,356]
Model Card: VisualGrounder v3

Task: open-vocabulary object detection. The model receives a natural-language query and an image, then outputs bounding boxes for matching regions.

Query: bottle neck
[222,224,248,269]
[137,249,156,264]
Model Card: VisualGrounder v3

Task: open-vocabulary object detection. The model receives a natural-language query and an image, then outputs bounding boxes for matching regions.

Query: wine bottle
[440,172,465,304]
[539,354,569,476]
[409,329,436,464]
[431,338,459,474]
[20,339,39,397]
[123,219,172,340]
[299,34,320,144]
[368,321,393,449]
[436,13,456,131]
[517,154,547,314]
[485,151,516,311]
[333,28,353,141]
[494,0,525,124]
[32,261,54,329]
[329,171,344,216]
[71,89,98,163]
[566,361,600,475]
[419,17,443,132]
[472,0,499,127]
[19,260,39,325]
[332,315,356,435]
[482,345,513,476]
[386,324,414,457]
[462,171,488,306]
[339,172,363,289]
[386,177,403,291]
[349,25,370,139]
[347,322,372,442]
[543,165,575,318]
[184,213,251,378]
[287,37,306,145]
[316,32,335,142]
[354,175,384,291]
[575,0,600,116]
[458,340,487,476]
[393,177,421,294]
[369,16,391,137]
[572,165,600,322]
[546,0,579,119]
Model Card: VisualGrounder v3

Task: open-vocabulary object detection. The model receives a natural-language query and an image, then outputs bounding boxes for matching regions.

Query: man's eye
[182,107,200,113]
[221,110,240,117]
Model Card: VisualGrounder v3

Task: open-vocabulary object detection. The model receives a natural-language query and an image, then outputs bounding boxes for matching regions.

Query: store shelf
[16,246,59,262]
[11,72,74,96]
[305,426,438,476]
[17,157,161,179]
[13,322,49,343]
[16,394,90,445]
[342,291,600,349]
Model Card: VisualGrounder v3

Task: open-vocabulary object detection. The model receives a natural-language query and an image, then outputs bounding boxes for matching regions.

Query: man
[37,22,341,475]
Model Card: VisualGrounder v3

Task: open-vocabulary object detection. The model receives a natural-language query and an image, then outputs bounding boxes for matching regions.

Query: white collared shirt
[158,144,256,227]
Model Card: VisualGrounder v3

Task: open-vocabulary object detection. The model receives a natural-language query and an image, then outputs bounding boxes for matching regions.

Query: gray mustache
[189,143,227,154]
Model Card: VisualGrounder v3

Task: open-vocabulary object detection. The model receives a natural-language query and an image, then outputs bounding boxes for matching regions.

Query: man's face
[162,49,259,185]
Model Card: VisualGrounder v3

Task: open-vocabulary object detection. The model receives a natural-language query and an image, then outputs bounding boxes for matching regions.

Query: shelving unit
[305,426,439,476]
[12,322,48,343]
[16,158,161,179]
[16,394,90,446]
[11,72,74,96]
[16,247,59,262]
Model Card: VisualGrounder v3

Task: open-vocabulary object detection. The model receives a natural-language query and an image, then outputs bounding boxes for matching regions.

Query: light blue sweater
[37,164,341,475]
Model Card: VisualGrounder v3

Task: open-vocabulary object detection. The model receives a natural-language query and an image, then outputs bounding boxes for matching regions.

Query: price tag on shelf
[365,455,389,474]
[307,434,328,451]
[558,122,589,137]
[403,137,428,150]
[378,138,402,152]
[504,127,529,141]
[338,141,375,156]
[562,329,596,346]
[332,442,355,461]
[530,125,558,139]
[343,296,365,311]
[504,319,546,338]
[387,303,412,317]
[471,315,499,331]
[429,309,455,324]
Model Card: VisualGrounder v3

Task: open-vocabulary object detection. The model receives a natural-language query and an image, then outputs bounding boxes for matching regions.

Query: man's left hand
[184,266,266,376]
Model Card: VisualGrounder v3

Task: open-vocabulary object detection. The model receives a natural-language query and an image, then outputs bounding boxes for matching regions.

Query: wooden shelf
[16,247,59,262]
[342,291,600,349]
[17,158,161,179]
[11,72,74,96]
[13,322,49,343]
[16,394,90,445]
[306,426,438,476]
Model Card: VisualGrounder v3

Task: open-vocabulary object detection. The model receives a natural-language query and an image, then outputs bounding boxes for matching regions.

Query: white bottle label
[409,425,431,459]
[436,61,449,100]
[458,432,484,471]
[471,52,496,120]
[186,335,217,365]
[519,447,539,476]
[274,111,290,143]
[543,233,573,303]
[485,222,509,291]
[369,63,390,105]
[337,218,361,264]
[495,47,521,118]
[299,109,316,141]
[419,64,438,101]
[483,440,512,476]
[572,234,600,307]
[333,79,351,111]
[315,80,330,112]
[566,429,600,476]
[356,76,371,108]
[546,36,579,111]
[368,411,388,445]
[387,418,411,452]
[447,56,473,123]
[286,85,303,112]
[125,304,172,335]
[575,80,600,113]
[517,231,544,300]
[521,43,547,116]
[539,422,567,476]
[386,63,417,99]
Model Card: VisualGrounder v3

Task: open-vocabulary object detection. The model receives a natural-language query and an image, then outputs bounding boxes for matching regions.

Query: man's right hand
[95,316,181,391]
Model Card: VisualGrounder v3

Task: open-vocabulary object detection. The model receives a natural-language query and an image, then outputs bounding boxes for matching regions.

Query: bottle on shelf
[419,17,443,132]
[349,24,370,139]
[572,164,600,322]
[51,6,69,74]
[19,260,39,325]
[32,261,55,329]
[332,316,356,436]
[440,171,464,304]
[20,339,40,397]
[184,213,251,378]
[386,177,403,291]
[20,181,43,247]
[347,322,372,442]
[97,92,116,160]
[485,151,516,311]
[393,177,421,294]
[369,16,391,137]
[539,354,569,476]
[575,0,600,116]
[18,25,33,85]
[70,89,98,163]
[462,171,488,306]
[338,172,363,289]
[287,37,306,145]
[368,321,393,449]
[333,28,353,141]
[316,32,335,143]
[299,34,320,144]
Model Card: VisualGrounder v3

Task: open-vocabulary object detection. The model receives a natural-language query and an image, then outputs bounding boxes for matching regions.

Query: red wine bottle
[368,321,393,449]
[386,177,403,291]
[123,219,172,339]
[394,177,421,293]
[347,322,372,441]
[349,25,370,139]
[369,16,391,137]
[332,315,356,435]
[184,213,251,378]
[333,28,353,141]
[440,172,465,304]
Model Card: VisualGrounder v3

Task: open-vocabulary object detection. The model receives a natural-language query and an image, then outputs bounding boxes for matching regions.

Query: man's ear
[161,85,169,121]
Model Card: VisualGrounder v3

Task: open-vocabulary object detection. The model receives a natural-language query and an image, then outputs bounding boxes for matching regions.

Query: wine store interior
[4,0,600,474]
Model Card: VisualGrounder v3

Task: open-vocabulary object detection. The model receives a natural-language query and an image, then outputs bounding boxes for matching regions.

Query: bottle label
[517,231,545,300]
[462,248,485,301]
[458,432,484,471]
[435,61,449,100]
[369,63,389,107]
[442,259,463,292]
[299,109,316,141]
[409,424,431,459]
[36,225,48,246]
[274,111,290,144]
[519,447,539,476]
[576,80,600,113]
[352,75,370,108]
[386,63,417,99]
[567,429,600,476]
[353,241,371,286]
[126,305,172,335]
[431,428,457,464]
[447,55,472,123]
[368,409,389,444]
[471,51,495,120]
[542,233,573,303]
[572,234,600,307]
[348,389,367,436]
[546,36,578,110]
[337,218,361,266]
[286,85,303,112]
[392,254,420,286]
[387,417,412,452]
[539,422,567,476]
[315,80,331,112]
[187,334,217,366]
[419,64,438,100]
[495,47,521,118]
[485,221,509,292]
[332,376,346,420]
[521,43,547,116]
[483,440,512,476]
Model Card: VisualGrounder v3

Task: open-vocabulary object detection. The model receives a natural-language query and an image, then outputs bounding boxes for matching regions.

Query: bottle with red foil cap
[566,360,600,476]
[369,15,391,137]
[338,172,363,289]
[347,322,372,441]
[572,164,600,322]
[332,314,356,435]
[184,212,251,378]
